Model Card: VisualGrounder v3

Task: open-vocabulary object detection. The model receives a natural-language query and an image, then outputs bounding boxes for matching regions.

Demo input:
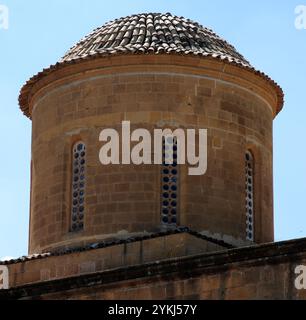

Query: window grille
[161,137,179,226]
[245,151,254,241]
[71,142,86,232]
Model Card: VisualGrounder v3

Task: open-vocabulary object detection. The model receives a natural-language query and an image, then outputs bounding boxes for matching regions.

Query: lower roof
[1,236,306,300]
[0,227,234,266]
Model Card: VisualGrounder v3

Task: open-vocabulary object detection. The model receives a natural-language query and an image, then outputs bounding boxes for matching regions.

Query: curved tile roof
[60,12,251,67]
[19,13,284,117]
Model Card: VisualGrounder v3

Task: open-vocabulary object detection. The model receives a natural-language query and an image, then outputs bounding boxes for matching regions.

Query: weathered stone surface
[1,237,306,300]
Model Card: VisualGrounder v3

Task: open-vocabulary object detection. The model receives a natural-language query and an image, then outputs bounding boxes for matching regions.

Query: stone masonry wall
[29,56,275,253]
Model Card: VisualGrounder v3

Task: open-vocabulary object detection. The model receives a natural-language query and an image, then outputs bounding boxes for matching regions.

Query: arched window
[71,142,86,232]
[161,136,179,226]
[245,151,254,241]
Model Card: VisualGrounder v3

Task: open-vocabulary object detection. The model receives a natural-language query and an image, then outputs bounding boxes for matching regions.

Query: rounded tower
[19,13,283,254]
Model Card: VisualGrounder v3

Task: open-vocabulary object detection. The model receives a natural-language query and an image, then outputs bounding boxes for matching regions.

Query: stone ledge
[1,237,306,300]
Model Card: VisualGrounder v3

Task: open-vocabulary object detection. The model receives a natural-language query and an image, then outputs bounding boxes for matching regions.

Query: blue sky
[0,0,305,259]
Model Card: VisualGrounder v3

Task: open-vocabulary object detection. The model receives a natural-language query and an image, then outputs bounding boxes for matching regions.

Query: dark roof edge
[0,227,234,266]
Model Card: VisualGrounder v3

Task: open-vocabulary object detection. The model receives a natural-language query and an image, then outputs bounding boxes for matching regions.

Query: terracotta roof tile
[59,13,250,65]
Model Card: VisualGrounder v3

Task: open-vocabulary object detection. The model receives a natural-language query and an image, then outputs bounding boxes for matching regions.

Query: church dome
[19,12,283,117]
[60,13,251,67]
[20,13,285,254]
